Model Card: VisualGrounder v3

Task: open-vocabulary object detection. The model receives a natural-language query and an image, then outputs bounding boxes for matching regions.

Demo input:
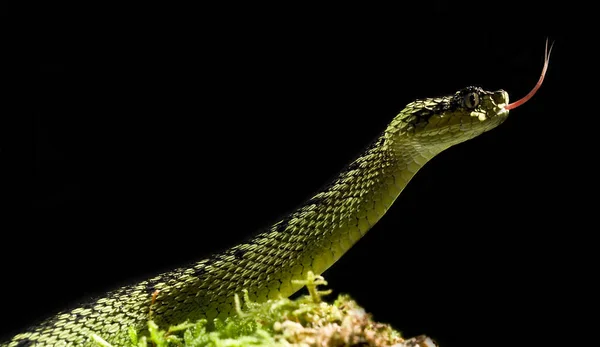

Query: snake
[4,42,552,346]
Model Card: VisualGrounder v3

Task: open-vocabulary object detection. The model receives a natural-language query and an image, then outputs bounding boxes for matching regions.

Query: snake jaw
[497,107,509,118]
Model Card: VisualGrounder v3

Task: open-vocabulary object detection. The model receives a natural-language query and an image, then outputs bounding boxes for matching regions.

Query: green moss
[92,272,435,347]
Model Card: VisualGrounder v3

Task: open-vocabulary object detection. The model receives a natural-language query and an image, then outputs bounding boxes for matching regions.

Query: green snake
[4,43,551,346]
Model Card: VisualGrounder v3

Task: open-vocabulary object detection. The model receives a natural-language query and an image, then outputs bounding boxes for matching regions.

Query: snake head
[390,39,552,151]
[391,86,510,148]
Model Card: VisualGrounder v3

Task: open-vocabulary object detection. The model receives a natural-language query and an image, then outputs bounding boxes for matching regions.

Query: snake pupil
[465,92,479,109]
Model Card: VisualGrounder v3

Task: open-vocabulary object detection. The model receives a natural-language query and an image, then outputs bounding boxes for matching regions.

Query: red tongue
[505,39,553,110]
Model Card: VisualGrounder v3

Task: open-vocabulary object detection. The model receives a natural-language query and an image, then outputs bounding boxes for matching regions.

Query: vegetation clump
[92,272,435,347]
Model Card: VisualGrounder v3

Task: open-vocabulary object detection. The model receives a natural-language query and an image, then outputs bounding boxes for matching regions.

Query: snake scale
[4,42,551,346]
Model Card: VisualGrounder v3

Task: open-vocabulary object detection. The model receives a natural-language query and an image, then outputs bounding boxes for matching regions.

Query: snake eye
[464,92,480,109]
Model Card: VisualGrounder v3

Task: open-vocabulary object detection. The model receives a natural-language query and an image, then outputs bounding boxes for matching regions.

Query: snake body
[5,85,519,346]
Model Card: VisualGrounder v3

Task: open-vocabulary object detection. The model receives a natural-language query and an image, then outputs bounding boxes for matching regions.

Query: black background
[5,5,594,347]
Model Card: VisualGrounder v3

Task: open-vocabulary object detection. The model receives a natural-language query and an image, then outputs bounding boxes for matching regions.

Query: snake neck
[231,125,445,297]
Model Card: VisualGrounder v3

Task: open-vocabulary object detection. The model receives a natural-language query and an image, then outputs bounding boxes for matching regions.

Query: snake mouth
[481,90,509,121]
[497,103,509,117]
[497,107,509,119]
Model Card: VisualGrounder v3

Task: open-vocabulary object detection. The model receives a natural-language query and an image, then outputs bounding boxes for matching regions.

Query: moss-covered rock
[92,272,435,347]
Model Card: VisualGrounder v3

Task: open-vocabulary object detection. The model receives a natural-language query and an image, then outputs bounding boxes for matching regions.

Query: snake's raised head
[388,39,552,151]
[393,86,510,147]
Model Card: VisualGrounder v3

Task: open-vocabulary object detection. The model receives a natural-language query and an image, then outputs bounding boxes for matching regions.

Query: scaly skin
[4,87,510,346]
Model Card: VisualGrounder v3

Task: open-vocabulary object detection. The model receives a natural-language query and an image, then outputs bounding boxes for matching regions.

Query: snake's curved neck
[146,119,445,322]
[267,122,443,281]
